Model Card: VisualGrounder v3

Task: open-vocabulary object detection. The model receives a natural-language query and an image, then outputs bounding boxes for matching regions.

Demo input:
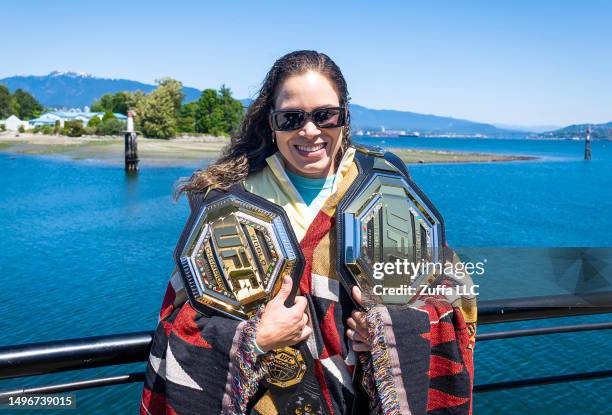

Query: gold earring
[271,132,276,143]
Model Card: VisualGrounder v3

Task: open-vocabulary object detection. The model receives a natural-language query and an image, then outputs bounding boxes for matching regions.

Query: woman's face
[273,71,344,178]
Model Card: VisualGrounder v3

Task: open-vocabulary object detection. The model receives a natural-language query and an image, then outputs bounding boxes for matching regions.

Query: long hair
[177,50,352,195]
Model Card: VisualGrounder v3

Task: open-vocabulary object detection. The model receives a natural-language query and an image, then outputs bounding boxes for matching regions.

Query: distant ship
[360,126,421,137]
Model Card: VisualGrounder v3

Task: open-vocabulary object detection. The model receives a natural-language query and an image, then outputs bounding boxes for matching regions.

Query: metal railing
[1,292,611,401]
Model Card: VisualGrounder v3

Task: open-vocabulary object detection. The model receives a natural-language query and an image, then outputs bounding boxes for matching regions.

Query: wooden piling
[124,132,139,171]
[584,126,591,161]
[124,110,139,172]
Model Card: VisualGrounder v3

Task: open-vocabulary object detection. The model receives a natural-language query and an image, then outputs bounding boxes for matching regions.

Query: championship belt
[336,145,447,305]
[174,185,329,415]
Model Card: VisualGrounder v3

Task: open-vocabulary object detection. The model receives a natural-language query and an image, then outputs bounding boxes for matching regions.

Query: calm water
[0,138,610,414]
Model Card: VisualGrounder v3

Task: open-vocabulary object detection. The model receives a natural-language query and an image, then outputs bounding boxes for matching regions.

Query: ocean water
[0,137,610,414]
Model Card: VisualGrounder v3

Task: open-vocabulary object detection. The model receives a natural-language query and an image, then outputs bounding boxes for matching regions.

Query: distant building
[28,113,63,127]
[29,111,127,127]
[0,115,31,131]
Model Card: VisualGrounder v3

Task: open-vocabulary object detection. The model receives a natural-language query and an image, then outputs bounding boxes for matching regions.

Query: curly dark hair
[177,50,352,195]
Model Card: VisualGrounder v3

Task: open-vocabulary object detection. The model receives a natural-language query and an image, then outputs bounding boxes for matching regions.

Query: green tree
[111,92,130,115]
[219,85,244,135]
[137,92,176,139]
[91,93,115,112]
[177,101,197,133]
[91,92,130,115]
[61,120,85,137]
[96,119,124,136]
[126,91,145,112]
[155,78,184,112]
[0,85,13,119]
[87,116,101,128]
[195,89,224,135]
[10,96,20,119]
[13,89,43,120]
[195,86,243,136]
[102,111,116,121]
[135,78,184,139]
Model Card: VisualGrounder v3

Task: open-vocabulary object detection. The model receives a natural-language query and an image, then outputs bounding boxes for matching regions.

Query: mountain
[241,99,521,137]
[538,122,612,140]
[0,71,201,108]
[1,72,522,136]
[492,123,561,133]
[348,104,520,136]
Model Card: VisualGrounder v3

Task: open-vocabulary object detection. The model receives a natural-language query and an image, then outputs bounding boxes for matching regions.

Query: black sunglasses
[270,106,347,131]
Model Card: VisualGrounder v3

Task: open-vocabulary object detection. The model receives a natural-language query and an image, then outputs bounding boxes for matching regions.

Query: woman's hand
[255,276,312,352]
[346,286,372,352]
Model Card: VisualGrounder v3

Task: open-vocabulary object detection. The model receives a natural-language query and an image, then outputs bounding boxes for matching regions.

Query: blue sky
[2,0,611,127]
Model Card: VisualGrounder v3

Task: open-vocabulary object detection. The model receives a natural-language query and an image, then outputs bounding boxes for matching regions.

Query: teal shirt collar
[285,170,335,206]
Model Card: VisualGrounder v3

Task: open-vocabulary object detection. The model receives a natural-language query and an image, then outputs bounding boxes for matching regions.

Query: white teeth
[296,143,325,152]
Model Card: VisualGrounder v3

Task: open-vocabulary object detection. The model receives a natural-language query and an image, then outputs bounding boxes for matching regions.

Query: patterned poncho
[140,148,477,415]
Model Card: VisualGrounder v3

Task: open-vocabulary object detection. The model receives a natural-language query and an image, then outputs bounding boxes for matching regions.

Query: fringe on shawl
[365,306,402,415]
[359,351,382,414]
[227,306,270,415]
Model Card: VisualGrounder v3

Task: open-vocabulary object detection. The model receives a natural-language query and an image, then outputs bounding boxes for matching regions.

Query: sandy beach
[0,132,536,166]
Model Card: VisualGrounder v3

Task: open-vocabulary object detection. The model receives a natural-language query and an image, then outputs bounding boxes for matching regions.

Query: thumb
[352,285,366,307]
[274,276,293,303]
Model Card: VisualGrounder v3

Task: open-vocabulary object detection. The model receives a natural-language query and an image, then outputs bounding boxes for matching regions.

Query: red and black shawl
[140,161,477,415]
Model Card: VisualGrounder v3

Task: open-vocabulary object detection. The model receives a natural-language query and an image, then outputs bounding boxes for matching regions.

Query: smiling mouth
[295,143,327,153]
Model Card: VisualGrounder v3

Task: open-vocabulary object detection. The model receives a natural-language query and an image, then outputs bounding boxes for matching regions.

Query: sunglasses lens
[273,111,304,131]
[271,107,345,131]
[314,108,341,128]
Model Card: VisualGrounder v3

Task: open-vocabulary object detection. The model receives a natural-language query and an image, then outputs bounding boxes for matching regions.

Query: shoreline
[0,133,537,166]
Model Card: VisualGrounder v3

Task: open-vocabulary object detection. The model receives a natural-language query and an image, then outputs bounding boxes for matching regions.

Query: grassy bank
[0,133,536,166]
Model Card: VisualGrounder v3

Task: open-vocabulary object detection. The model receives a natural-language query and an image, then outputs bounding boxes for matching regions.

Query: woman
[141,51,476,415]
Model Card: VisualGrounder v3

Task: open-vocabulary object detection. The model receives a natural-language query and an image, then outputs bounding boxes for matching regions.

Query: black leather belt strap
[264,343,330,415]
